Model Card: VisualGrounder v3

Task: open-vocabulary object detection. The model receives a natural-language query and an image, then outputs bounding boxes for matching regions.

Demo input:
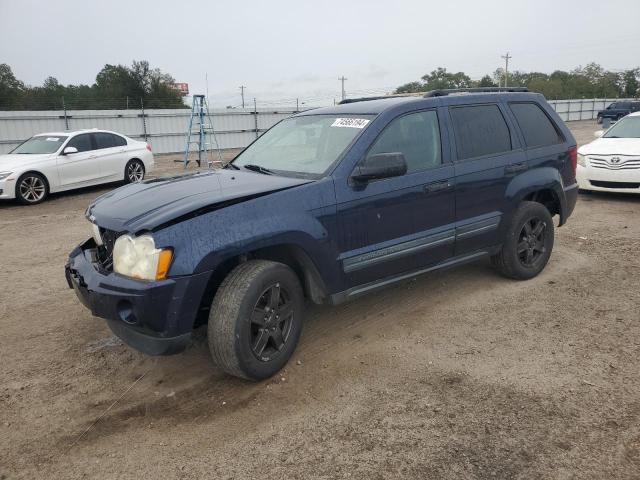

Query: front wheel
[16,172,49,205]
[124,159,145,184]
[492,201,554,280]
[207,260,304,380]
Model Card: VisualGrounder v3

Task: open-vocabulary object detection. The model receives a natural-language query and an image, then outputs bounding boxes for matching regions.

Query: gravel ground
[1,121,639,479]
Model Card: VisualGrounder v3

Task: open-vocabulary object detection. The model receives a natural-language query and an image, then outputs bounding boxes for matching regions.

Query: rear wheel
[16,172,48,205]
[207,260,304,380]
[124,159,145,183]
[492,201,554,280]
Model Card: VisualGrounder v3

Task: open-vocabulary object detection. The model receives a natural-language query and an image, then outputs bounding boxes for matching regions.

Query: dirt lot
[1,121,639,479]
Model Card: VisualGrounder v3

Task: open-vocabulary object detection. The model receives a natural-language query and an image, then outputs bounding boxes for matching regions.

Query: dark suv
[66,88,578,380]
[597,101,640,124]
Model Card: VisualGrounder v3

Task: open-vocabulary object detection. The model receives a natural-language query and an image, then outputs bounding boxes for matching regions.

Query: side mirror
[63,146,78,155]
[593,130,604,138]
[352,152,407,184]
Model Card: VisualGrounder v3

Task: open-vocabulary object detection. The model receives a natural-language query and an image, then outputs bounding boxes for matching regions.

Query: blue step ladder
[180,94,223,168]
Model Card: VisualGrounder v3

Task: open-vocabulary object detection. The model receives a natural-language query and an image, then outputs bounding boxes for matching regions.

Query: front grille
[590,180,640,189]
[589,156,640,170]
[96,228,122,271]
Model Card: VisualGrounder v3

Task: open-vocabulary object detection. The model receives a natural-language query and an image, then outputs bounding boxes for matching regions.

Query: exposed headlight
[0,172,12,180]
[577,153,586,167]
[113,234,173,281]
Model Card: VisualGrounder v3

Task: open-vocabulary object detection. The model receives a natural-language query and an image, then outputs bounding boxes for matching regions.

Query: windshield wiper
[242,164,274,175]
[224,162,240,170]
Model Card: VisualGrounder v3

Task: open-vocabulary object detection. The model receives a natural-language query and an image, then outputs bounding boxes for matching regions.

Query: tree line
[395,63,639,99]
[0,60,188,110]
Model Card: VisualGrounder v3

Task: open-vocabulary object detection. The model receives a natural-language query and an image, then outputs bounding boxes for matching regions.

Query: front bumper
[0,178,16,200]
[66,238,211,355]
[577,165,640,194]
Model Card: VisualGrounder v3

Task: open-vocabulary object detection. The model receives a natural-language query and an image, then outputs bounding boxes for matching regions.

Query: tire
[491,201,554,280]
[16,172,49,205]
[124,159,145,184]
[596,116,602,125]
[207,260,305,381]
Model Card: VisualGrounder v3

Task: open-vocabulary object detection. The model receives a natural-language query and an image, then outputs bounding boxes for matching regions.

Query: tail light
[568,146,577,177]
[146,143,152,152]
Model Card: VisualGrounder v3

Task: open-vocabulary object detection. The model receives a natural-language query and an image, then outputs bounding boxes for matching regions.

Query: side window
[509,102,562,148]
[113,134,127,147]
[94,132,118,149]
[66,134,93,153]
[449,104,512,160]
[366,110,441,173]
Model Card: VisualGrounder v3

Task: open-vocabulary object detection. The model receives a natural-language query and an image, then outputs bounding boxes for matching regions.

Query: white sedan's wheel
[16,173,48,205]
[125,160,145,183]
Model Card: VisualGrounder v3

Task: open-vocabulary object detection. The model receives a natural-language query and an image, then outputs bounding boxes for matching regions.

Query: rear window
[509,102,563,148]
[449,104,512,160]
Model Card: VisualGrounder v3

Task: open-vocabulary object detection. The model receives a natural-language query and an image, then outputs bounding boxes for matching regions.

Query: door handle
[505,162,528,174]
[424,181,452,193]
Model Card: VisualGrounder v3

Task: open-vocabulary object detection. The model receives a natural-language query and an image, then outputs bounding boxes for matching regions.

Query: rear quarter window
[449,104,512,160]
[509,102,563,148]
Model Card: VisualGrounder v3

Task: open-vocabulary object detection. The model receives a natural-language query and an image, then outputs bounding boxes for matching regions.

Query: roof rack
[338,93,419,105]
[337,87,529,105]
[423,87,529,98]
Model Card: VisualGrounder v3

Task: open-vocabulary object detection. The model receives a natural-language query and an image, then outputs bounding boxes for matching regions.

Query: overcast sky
[1,0,639,108]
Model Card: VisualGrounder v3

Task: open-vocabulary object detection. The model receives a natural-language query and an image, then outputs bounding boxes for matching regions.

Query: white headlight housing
[113,234,172,281]
[91,223,103,246]
[0,171,12,180]
[577,153,586,167]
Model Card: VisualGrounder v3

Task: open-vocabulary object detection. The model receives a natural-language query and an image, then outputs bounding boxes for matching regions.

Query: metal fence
[546,98,635,122]
[0,97,636,155]
[0,107,302,155]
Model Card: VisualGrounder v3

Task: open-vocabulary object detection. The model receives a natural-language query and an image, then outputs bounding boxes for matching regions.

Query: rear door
[335,109,456,289]
[507,101,568,183]
[93,132,128,180]
[56,133,104,187]
[447,103,525,255]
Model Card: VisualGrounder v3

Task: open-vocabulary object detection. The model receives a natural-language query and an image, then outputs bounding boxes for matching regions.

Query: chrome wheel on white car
[17,173,48,205]
[125,160,145,183]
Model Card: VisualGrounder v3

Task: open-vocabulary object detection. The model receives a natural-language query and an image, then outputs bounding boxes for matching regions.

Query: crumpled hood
[87,169,312,232]
[578,137,640,156]
[0,153,53,170]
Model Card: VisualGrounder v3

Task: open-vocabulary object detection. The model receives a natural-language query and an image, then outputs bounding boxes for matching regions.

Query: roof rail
[338,92,425,105]
[423,87,529,98]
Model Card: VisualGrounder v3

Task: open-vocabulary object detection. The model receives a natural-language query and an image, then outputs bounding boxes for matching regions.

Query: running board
[329,250,491,305]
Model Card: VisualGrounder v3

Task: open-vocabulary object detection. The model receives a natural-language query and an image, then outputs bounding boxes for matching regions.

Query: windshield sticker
[45,137,60,141]
[331,118,370,129]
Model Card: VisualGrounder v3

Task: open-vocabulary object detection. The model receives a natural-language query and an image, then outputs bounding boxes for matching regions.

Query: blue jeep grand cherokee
[66,88,578,380]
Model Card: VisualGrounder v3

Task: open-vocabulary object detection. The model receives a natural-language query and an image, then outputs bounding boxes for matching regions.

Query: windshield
[11,135,68,154]
[603,116,640,138]
[232,115,374,177]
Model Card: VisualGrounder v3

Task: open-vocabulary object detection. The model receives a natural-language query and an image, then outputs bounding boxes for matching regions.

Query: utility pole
[205,73,210,106]
[501,52,512,88]
[239,85,246,108]
[338,76,347,101]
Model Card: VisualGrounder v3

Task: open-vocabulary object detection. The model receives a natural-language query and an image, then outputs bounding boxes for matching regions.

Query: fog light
[117,300,137,324]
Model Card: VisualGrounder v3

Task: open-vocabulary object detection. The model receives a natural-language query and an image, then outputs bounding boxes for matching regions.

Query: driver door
[334,109,456,289]
[57,133,104,187]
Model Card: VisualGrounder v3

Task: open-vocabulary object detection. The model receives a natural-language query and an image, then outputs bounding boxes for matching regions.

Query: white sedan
[577,112,640,194]
[0,129,154,205]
